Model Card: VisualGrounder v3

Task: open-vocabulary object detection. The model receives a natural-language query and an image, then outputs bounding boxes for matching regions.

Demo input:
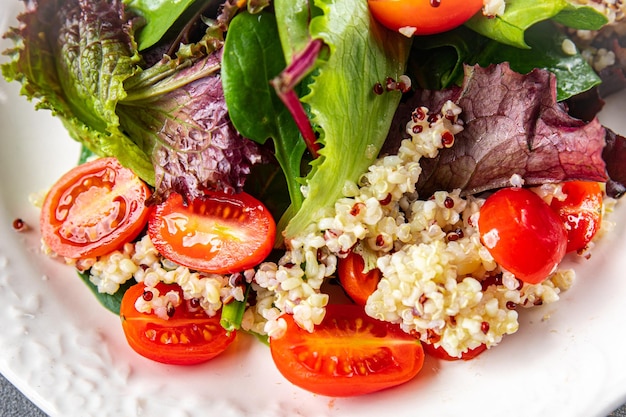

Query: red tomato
[368,0,483,35]
[148,191,276,274]
[423,342,487,361]
[337,251,381,306]
[120,282,236,365]
[478,187,568,285]
[40,157,151,259]
[549,181,603,253]
[269,304,424,397]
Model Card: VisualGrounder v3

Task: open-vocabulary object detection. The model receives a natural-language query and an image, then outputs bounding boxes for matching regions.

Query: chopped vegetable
[147,191,276,274]
[269,304,425,397]
[478,187,568,284]
[40,157,151,259]
[120,282,236,365]
[368,0,483,35]
[337,251,381,306]
[549,181,603,253]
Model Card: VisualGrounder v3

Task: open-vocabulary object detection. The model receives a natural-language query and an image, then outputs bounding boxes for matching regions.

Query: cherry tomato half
[368,0,483,35]
[120,282,236,365]
[40,157,151,259]
[423,342,487,361]
[269,304,424,397]
[549,181,603,253]
[337,251,381,306]
[148,191,276,274]
[478,187,568,285]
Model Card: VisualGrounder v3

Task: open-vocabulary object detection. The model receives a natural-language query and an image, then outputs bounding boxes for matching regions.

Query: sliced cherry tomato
[423,342,487,361]
[269,304,424,397]
[337,251,381,306]
[40,157,151,259]
[148,191,276,274]
[120,282,236,365]
[549,181,603,253]
[478,187,568,285]
[368,0,483,35]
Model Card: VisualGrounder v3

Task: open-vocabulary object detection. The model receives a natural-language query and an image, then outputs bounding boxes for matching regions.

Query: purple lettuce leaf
[2,0,266,204]
[385,63,608,198]
[603,129,626,198]
[118,53,270,204]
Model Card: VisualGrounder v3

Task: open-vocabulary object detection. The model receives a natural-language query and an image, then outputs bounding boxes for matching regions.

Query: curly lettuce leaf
[3,0,265,200]
[466,0,607,48]
[2,0,154,183]
[400,64,608,197]
[273,0,411,240]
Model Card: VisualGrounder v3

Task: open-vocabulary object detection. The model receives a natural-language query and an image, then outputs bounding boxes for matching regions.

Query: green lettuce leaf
[123,0,198,50]
[2,0,154,183]
[410,22,601,101]
[466,0,607,48]
[222,11,306,215]
[277,0,412,239]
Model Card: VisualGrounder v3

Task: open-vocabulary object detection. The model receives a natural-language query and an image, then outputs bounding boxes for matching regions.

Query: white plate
[2,2,626,416]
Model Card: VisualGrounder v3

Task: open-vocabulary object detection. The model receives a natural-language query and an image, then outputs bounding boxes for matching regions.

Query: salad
[3,0,626,398]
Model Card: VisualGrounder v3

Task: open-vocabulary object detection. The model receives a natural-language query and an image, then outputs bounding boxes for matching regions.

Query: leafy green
[2,0,155,183]
[275,0,412,240]
[3,0,266,203]
[77,271,135,315]
[124,0,198,50]
[466,0,607,48]
[410,22,601,101]
[222,12,306,214]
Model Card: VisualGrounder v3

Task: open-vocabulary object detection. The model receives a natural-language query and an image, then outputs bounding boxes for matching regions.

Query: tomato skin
[148,191,276,274]
[478,187,568,285]
[423,342,487,361]
[368,0,483,35]
[40,157,151,259]
[269,304,424,397]
[337,251,381,306]
[120,282,236,365]
[549,181,603,253]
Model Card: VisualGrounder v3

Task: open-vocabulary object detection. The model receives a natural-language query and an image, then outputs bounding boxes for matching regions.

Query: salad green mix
[3,0,626,397]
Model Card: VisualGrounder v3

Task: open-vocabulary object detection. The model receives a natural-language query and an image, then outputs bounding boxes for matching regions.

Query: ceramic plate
[1,2,626,416]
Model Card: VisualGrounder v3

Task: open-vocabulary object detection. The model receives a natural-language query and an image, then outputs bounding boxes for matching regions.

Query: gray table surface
[1,372,625,417]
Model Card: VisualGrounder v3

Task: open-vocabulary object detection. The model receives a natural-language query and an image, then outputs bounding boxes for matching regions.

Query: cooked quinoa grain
[65,98,607,359]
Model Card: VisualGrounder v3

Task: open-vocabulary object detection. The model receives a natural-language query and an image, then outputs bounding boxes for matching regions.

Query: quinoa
[68,99,603,358]
[245,100,581,357]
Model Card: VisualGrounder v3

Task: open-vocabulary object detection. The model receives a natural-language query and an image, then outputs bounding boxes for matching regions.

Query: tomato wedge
[269,304,424,397]
[423,342,487,361]
[148,191,276,274]
[337,251,381,306]
[120,282,236,365]
[40,157,151,259]
[368,0,483,35]
[549,181,603,253]
[478,187,568,284]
